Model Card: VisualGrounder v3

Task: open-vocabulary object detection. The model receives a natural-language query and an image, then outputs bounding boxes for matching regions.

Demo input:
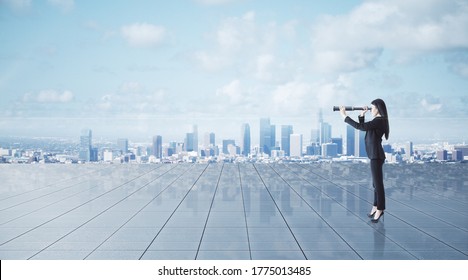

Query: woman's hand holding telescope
[334,105,369,119]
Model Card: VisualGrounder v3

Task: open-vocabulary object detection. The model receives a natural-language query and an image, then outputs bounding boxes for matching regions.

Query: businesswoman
[340,99,389,223]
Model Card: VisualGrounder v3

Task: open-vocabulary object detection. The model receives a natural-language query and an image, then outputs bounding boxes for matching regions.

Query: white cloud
[254,54,275,81]
[94,84,169,115]
[311,0,468,74]
[121,23,166,48]
[22,90,74,103]
[421,97,442,112]
[272,81,311,114]
[216,79,245,105]
[195,11,297,79]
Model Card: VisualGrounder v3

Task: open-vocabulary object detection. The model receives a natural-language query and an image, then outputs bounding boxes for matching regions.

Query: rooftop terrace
[0,162,467,260]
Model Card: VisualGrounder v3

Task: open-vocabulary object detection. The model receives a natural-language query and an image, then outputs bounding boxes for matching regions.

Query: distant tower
[204,132,215,148]
[355,130,367,157]
[260,118,272,155]
[222,139,236,154]
[290,134,303,157]
[117,138,128,155]
[318,109,331,144]
[331,137,343,155]
[79,129,92,162]
[405,141,413,160]
[192,125,198,154]
[346,125,355,156]
[281,125,293,156]
[185,133,194,152]
[153,135,162,158]
[241,123,251,156]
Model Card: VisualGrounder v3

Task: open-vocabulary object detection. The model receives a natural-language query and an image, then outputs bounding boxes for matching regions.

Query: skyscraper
[204,132,215,148]
[331,137,343,155]
[405,141,413,160]
[79,129,92,162]
[222,139,236,154]
[260,118,272,155]
[346,125,355,156]
[153,135,162,159]
[192,125,198,154]
[281,125,293,156]
[355,130,367,157]
[117,138,128,155]
[241,123,251,156]
[185,133,194,152]
[290,133,303,157]
[320,122,332,144]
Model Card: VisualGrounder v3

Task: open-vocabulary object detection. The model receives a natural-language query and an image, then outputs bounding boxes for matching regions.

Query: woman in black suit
[340,99,389,223]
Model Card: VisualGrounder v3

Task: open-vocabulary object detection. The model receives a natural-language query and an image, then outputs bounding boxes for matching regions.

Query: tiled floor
[0,162,467,260]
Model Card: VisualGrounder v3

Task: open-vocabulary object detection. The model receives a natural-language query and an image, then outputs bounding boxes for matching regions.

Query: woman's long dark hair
[371,98,389,140]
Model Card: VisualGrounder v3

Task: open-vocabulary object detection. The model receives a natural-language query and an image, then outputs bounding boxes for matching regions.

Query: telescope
[333,106,370,111]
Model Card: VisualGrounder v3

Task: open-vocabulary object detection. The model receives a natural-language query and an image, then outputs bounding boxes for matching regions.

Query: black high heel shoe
[371,211,384,223]
[367,211,376,218]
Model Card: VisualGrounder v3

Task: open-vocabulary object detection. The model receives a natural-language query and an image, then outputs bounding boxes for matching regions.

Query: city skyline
[1,1,467,144]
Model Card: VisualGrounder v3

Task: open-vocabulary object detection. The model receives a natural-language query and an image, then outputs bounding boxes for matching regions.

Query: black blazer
[345,115,386,160]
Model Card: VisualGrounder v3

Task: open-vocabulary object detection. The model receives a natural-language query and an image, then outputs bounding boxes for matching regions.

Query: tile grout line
[26,164,179,260]
[0,168,119,225]
[0,164,165,248]
[138,163,210,260]
[292,163,419,259]
[336,163,468,232]
[298,163,468,259]
[269,163,366,260]
[252,163,308,260]
[238,163,252,260]
[83,164,195,260]
[0,165,113,202]
[194,163,225,260]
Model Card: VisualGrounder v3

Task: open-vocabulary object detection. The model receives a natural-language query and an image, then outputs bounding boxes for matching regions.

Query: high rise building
[204,132,215,148]
[437,150,448,161]
[184,125,198,153]
[322,143,338,158]
[222,139,236,154]
[260,118,272,155]
[405,141,413,160]
[153,135,162,159]
[241,123,251,156]
[320,122,332,144]
[193,125,198,154]
[346,125,355,156]
[185,133,194,152]
[117,138,128,155]
[355,130,367,157]
[79,129,92,162]
[331,137,343,155]
[270,124,276,149]
[281,125,293,156]
[290,134,302,157]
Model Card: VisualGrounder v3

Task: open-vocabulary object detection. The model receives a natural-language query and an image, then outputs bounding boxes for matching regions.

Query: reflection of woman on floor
[340,99,389,223]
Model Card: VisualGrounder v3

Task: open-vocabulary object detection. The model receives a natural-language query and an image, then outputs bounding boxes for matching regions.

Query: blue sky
[1,0,467,145]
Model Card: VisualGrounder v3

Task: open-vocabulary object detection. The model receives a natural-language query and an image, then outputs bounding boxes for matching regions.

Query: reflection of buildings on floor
[0,162,467,260]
